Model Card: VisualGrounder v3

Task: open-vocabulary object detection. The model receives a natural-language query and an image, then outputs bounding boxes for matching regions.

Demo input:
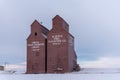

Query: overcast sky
[0,0,120,68]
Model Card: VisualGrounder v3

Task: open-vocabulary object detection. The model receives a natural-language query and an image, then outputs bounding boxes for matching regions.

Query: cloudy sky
[0,0,120,68]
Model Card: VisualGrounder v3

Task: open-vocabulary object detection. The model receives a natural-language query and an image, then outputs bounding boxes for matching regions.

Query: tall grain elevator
[26,20,49,74]
[47,15,79,73]
[26,15,80,74]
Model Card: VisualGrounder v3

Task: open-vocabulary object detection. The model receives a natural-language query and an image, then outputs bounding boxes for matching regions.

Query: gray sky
[0,0,120,67]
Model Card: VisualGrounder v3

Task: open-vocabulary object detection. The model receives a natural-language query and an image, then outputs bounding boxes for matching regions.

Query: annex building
[26,15,80,74]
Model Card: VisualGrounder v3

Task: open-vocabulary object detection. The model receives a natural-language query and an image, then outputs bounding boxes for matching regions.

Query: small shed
[0,66,4,71]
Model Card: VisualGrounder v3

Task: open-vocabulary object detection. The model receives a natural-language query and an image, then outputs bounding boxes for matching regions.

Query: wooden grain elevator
[26,15,80,74]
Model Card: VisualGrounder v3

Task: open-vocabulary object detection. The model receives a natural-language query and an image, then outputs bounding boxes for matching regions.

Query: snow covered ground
[0,68,120,80]
[1,73,120,80]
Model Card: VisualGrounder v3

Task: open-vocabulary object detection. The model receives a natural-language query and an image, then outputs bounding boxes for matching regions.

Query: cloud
[80,57,120,68]
[1,0,120,65]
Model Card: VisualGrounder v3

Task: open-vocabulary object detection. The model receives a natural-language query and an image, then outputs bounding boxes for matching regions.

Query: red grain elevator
[26,20,49,74]
[26,15,80,74]
[47,15,79,73]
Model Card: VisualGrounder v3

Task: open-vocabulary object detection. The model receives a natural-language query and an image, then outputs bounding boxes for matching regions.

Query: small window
[35,32,37,36]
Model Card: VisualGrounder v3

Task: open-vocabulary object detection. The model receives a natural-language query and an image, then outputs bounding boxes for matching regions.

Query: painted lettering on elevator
[28,41,44,51]
[48,35,66,45]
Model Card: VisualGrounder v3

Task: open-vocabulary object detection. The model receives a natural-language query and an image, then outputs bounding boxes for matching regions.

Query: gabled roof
[31,20,49,35]
[53,15,69,26]
[31,20,40,27]
[27,20,49,40]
